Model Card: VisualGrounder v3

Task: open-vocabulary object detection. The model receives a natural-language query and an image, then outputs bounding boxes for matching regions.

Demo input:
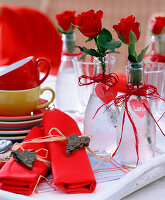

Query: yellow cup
[0,86,55,116]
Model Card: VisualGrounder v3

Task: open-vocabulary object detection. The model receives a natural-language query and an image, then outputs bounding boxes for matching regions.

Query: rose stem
[158,35,162,54]
[94,37,106,77]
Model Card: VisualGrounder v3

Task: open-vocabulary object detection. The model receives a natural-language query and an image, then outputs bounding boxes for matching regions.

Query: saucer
[0,135,26,141]
[0,98,50,122]
[0,129,30,135]
[0,123,42,131]
[0,118,42,128]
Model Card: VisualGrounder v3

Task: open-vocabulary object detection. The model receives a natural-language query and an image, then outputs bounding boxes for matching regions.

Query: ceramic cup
[0,86,55,116]
[0,56,51,90]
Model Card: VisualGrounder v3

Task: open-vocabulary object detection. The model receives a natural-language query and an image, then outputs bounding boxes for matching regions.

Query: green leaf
[85,38,93,43]
[98,28,112,44]
[76,46,101,57]
[111,38,122,48]
[79,54,87,60]
[71,23,79,29]
[57,25,67,34]
[67,25,73,34]
[128,54,137,63]
[129,30,137,44]
[115,32,128,44]
[137,45,149,62]
[100,42,115,51]
[100,39,121,51]
[161,27,165,35]
[57,24,74,34]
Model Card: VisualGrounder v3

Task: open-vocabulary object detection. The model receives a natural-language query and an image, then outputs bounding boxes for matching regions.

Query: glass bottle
[116,62,156,168]
[55,33,80,113]
[84,57,120,156]
[149,34,165,62]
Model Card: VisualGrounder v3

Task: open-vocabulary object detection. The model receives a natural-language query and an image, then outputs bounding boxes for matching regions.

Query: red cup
[0,56,51,90]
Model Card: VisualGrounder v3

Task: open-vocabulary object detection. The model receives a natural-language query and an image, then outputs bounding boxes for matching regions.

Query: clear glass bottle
[84,58,120,156]
[116,62,156,168]
[149,34,165,62]
[55,33,80,113]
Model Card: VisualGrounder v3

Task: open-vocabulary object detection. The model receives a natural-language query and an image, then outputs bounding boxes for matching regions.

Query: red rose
[56,10,76,32]
[113,15,140,44]
[75,9,103,38]
[151,16,165,35]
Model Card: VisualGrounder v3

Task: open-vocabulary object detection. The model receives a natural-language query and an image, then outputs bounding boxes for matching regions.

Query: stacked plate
[0,99,50,141]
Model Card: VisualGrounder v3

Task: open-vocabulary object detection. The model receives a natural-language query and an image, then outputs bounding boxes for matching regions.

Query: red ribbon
[112,84,165,165]
[78,73,119,87]
[78,73,119,119]
[114,84,161,107]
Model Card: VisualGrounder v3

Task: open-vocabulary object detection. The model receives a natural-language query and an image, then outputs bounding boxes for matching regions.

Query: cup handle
[36,87,55,109]
[36,58,51,85]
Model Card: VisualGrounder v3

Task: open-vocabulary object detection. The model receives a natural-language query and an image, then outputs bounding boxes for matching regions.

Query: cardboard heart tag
[95,83,117,104]
[130,99,149,118]
[66,134,90,157]
[11,149,36,170]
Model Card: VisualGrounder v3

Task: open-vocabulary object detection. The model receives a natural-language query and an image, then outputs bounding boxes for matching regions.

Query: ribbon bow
[78,73,119,87]
[111,84,165,165]
[114,84,160,107]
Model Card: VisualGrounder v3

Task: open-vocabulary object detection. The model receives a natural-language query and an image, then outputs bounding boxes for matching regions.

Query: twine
[13,128,112,170]
[12,143,51,167]
[31,175,53,196]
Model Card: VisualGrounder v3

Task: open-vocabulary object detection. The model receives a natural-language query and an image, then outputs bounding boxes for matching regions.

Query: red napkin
[42,109,96,193]
[0,4,62,75]
[0,127,50,195]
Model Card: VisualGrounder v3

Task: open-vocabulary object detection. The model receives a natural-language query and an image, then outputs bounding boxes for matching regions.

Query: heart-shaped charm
[95,83,117,104]
[130,99,149,118]
[11,149,36,170]
[66,134,90,157]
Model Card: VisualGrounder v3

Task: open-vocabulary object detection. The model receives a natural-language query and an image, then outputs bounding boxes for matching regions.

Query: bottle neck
[94,55,114,76]
[62,33,76,55]
[126,62,145,88]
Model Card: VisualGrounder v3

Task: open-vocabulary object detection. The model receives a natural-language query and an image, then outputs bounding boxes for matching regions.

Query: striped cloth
[34,113,162,193]
[34,150,161,194]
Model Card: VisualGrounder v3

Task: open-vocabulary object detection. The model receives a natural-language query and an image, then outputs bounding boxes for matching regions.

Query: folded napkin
[0,127,50,195]
[43,109,96,193]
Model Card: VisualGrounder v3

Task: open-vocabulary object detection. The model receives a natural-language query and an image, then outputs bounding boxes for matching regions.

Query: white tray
[0,153,165,200]
[0,74,165,200]
[0,125,165,200]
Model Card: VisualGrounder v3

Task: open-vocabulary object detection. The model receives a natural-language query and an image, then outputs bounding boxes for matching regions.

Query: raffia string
[31,175,53,196]
[13,128,112,169]
[12,143,51,167]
